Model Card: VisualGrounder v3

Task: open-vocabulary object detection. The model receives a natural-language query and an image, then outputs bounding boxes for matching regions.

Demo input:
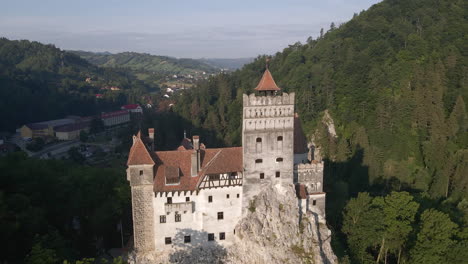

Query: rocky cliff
[128,183,337,264]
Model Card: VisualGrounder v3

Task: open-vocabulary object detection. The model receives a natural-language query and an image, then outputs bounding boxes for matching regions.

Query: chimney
[148,128,155,151]
[193,135,199,150]
[191,135,201,176]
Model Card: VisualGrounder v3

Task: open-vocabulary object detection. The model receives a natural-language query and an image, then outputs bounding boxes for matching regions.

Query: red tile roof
[101,110,129,119]
[121,104,141,110]
[127,134,155,166]
[294,113,308,154]
[255,69,281,91]
[153,147,243,192]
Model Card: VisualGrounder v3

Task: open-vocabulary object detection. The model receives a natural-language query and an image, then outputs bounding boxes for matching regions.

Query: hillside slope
[165,0,467,262]
[0,38,150,132]
[71,51,218,75]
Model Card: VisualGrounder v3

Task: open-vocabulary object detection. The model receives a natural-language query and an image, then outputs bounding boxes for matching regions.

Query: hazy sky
[0,0,381,58]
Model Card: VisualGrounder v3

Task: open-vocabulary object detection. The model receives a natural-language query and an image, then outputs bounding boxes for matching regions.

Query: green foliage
[410,209,458,264]
[0,153,131,263]
[0,38,155,132]
[248,199,256,213]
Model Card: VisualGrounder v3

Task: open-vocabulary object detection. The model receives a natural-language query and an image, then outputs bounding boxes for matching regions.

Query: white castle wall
[153,186,243,251]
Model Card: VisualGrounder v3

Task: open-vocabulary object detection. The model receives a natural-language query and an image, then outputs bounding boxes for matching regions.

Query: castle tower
[242,66,295,211]
[126,132,156,253]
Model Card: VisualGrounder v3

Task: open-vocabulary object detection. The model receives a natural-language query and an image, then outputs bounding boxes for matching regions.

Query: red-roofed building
[101,110,130,127]
[126,66,326,255]
[121,104,143,114]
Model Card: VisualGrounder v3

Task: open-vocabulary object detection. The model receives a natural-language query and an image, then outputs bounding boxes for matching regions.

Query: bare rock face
[226,183,337,264]
[128,183,337,264]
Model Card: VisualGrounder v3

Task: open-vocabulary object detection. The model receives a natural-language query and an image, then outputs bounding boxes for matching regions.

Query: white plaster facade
[153,186,243,250]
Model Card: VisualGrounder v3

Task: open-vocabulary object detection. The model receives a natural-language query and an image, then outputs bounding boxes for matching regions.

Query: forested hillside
[71,51,217,75]
[0,38,154,132]
[165,0,467,262]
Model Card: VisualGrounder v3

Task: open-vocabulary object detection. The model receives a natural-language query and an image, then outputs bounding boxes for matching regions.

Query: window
[260,173,265,179]
[219,232,226,240]
[256,137,262,142]
[184,235,191,243]
[167,197,172,204]
[255,159,263,164]
[237,194,240,198]
[313,200,317,206]
[226,194,230,199]
[165,237,172,245]
[218,212,224,220]
[160,215,166,223]
[277,136,283,141]
[175,212,181,222]
[186,197,190,202]
[209,174,220,181]
[208,196,213,203]
[139,170,143,175]
[208,233,215,241]
[276,157,283,162]
[276,171,280,178]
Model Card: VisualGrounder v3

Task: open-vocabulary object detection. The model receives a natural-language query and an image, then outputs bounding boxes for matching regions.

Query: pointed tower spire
[255,58,281,92]
[127,132,155,166]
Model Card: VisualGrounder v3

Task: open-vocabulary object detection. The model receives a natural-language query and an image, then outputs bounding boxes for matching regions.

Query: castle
[126,67,326,254]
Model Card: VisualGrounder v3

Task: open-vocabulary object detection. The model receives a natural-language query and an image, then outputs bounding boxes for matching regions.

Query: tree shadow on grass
[168,228,227,264]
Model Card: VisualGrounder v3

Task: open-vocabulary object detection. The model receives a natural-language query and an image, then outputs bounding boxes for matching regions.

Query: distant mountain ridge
[70,50,218,75]
[198,57,254,70]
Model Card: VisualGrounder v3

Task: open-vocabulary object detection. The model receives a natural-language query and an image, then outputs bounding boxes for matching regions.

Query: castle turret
[127,131,156,253]
[242,66,295,211]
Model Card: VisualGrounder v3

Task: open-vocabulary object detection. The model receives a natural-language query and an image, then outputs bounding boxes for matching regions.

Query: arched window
[256,137,262,143]
[276,157,283,162]
[277,136,283,141]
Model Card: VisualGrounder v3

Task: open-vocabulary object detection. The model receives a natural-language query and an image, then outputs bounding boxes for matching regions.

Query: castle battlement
[295,161,324,171]
[243,92,295,107]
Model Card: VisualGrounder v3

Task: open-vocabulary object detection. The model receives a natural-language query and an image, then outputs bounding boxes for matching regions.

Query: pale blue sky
[0,0,381,58]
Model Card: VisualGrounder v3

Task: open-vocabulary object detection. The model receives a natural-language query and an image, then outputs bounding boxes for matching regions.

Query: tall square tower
[242,68,295,211]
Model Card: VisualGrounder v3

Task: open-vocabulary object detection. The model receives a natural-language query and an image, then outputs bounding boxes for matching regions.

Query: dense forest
[161,0,467,262]
[0,38,156,132]
[0,153,131,263]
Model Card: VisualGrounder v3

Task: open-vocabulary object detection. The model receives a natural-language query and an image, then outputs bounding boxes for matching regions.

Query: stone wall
[242,93,295,212]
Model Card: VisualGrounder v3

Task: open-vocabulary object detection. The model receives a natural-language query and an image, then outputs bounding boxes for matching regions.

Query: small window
[167,197,172,204]
[160,215,166,223]
[313,200,317,206]
[276,171,280,178]
[256,137,262,143]
[208,233,215,241]
[220,232,226,240]
[218,212,224,220]
[276,157,283,162]
[139,170,143,176]
[175,212,181,222]
[208,196,213,203]
[237,194,240,198]
[277,136,283,141]
[255,159,263,164]
[260,173,265,179]
[226,194,230,199]
[184,235,191,243]
[186,197,190,202]
[165,237,172,245]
